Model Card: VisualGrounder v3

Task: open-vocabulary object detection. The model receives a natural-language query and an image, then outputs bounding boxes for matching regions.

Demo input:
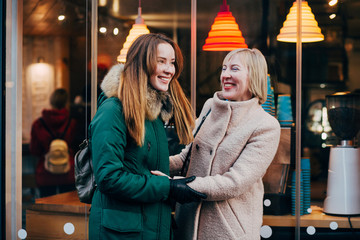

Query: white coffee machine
[323,92,360,215]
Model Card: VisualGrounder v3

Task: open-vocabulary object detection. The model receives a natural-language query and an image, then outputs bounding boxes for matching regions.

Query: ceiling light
[277,1,324,43]
[112,0,120,13]
[203,0,247,51]
[329,14,336,19]
[329,0,338,7]
[58,15,65,21]
[99,27,107,34]
[117,0,150,63]
[99,0,107,7]
[58,2,66,22]
[113,28,119,35]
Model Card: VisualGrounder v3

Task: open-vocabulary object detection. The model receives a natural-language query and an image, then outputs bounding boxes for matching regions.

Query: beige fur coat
[170,91,281,240]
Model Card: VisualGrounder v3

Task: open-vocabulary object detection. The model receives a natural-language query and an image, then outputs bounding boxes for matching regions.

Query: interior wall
[22,36,70,143]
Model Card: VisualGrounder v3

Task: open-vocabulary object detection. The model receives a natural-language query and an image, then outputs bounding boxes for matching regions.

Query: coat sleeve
[90,99,170,203]
[188,115,281,201]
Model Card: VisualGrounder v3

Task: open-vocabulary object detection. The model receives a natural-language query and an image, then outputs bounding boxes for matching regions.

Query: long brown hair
[118,33,194,146]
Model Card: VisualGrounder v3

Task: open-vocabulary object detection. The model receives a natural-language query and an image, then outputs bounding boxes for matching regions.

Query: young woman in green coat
[88,33,206,240]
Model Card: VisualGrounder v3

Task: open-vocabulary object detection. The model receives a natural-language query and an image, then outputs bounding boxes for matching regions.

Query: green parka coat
[88,64,173,240]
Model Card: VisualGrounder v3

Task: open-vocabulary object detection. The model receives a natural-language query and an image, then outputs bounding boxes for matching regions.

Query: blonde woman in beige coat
[156,48,281,240]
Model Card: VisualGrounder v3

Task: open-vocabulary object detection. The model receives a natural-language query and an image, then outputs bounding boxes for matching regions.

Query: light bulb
[58,15,65,21]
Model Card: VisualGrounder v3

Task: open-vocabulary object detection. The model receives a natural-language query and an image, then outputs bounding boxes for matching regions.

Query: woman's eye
[231,67,239,71]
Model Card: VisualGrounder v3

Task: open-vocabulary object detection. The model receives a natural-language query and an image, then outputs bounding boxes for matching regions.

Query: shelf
[263,204,360,229]
[26,191,90,239]
[26,192,360,240]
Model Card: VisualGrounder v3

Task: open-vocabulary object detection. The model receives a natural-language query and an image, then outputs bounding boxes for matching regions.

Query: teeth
[224,84,232,87]
[159,76,170,81]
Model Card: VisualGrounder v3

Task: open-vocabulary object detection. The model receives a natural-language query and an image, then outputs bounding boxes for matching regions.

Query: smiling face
[149,43,176,92]
[220,54,252,102]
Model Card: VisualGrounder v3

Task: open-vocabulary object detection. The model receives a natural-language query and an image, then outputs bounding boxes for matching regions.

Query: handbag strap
[180,108,211,176]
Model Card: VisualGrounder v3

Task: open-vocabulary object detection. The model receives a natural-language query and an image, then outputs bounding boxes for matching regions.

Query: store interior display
[261,75,276,117]
[263,76,292,216]
[323,92,360,215]
[263,127,292,216]
[14,0,360,239]
[277,94,293,128]
[290,158,311,216]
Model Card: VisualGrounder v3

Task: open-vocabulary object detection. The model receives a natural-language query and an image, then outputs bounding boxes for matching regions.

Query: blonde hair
[118,33,194,146]
[223,48,268,104]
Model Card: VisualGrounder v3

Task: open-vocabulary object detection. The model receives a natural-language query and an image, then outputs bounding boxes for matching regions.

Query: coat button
[210,149,213,155]
[196,144,199,150]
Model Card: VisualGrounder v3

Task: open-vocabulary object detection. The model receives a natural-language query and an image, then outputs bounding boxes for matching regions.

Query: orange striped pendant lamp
[203,0,247,51]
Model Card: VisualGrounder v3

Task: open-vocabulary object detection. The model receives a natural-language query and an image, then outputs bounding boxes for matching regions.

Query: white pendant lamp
[277,1,324,43]
[117,0,150,63]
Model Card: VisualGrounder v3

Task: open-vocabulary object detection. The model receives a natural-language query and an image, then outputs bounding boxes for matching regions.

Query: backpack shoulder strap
[59,118,72,139]
[40,117,71,139]
[40,118,56,139]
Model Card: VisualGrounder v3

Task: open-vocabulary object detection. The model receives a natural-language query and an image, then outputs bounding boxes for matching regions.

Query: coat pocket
[102,208,142,233]
[215,201,245,238]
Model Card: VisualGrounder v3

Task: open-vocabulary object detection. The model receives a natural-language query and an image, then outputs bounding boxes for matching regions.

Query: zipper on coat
[152,121,162,240]
[141,204,145,240]
[152,121,160,170]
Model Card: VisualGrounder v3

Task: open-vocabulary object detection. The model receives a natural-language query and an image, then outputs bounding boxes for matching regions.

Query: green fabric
[89,93,172,240]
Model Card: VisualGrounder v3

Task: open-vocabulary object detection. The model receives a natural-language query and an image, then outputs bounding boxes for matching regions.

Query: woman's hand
[151,171,207,203]
[169,176,207,204]
[151,170,171,179]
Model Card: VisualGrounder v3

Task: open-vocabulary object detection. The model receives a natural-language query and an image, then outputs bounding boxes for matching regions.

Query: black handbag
[74,139,96,204]
[180,109,211,176]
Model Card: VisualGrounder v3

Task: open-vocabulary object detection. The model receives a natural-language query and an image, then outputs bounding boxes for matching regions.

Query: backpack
[74,139,96,204]
[40,118,71,174]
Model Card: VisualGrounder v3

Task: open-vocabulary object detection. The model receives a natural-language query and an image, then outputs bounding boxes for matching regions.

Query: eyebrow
[157,56,175,61]
[223,63,240,68]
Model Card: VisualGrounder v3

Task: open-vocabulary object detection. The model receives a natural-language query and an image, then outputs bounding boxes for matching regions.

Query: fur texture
[101,64,123,98]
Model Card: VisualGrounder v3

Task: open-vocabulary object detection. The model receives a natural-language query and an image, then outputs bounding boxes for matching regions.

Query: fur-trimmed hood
[100,64,173,122]
[100,64,124,98]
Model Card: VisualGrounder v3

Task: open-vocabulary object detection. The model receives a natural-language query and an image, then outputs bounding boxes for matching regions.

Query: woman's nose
[164,63,174,73]
[221,69,230,78]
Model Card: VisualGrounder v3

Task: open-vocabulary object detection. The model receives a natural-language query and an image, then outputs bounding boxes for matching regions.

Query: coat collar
[212,91,261,120]
[146,85,173,122]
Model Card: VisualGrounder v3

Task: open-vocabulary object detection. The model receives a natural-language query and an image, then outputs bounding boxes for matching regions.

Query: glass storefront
[3,0,360,239]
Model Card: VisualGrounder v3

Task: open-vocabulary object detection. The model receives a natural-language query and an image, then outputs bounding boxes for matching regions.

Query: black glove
[169,176,207,204]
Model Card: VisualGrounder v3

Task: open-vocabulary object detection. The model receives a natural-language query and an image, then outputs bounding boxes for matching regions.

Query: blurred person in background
[30,88,78,198]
